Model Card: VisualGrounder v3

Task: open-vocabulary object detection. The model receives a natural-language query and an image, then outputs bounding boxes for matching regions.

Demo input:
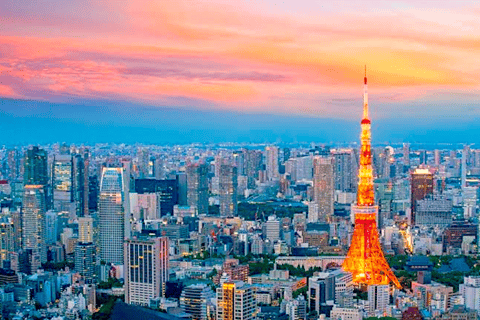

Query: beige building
[313,156,334,222]
[124,237,169,305]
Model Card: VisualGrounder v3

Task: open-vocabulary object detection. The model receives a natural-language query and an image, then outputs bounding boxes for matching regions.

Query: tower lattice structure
[342,67,401,289]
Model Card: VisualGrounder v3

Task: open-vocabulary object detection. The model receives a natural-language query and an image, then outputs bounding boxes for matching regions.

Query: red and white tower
[342,67,401,289]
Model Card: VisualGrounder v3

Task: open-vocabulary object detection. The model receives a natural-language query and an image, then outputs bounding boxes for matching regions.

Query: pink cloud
[2,1,480,119]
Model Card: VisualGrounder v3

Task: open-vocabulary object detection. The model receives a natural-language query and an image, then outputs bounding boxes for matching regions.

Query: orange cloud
[2,0,480,118]
[0,84,16,98]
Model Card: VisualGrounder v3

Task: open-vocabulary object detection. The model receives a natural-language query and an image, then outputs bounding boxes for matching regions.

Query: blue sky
[0,98,477,145]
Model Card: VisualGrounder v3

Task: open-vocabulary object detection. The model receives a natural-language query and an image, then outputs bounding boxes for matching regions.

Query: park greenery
[41,261,75,272]
[387,254,480,291]
[211,202,309,220]
[93,295,123,320]
[97,277,123,289]
[237,202,307,221]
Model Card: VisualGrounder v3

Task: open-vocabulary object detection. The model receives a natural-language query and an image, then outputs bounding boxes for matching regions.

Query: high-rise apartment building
[124,237,169,305]
[75,216,96,282]
[367,285,389,317]
[434,149,441,166]
[73,153,89,217]
[24,147,48,186]
[334,151,356,192]
[78,216,94,243]
[313,156,334,222]
[99,167,125,265]
[403,143,410,166]
[216,281,255,320]
[180,283,215,320]
[22,185,47,273]
[0,215,15,269]
[462,145,469,189]
[265,146,279,181]
[411,168,434,225]
[187,163,209,215]
[6,149,21,181]
[136,147,150,179]
[244,149,262,189]
[75,243,96,282]
[219,165,238,217]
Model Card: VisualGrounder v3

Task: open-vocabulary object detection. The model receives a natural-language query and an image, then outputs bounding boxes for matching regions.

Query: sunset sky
[1,1,480,144]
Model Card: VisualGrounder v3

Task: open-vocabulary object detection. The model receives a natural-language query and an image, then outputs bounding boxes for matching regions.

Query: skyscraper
[342,68,401,289]
[462,145,469,189]
[313,156,334,222]
[136,147,150,179]
[72,153,89,217]
[216,281,255,320]
[411,168,434,226]
[6,149,21,181]
[76,215,96,282]
[265,146,279,181]
[75,243,96,282]
[0,215,15,269]
[187,163,209,215]
[22,185,47,273]
[219,164,238,217]
[244,149,262,189]
[52,154,73,213]
[403,143,410,166]
[99,167,125,265]
[124,237,169,305]
[24,147,48,186]
[334,151,356,193]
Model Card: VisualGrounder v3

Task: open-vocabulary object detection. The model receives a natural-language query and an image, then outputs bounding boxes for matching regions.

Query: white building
[330,306,363,320]
[284,295,307,320]
[368,285,389,317]
[124,237,169,306]
[265,215,281,242]
[265,146,279,181]
[129,192,160,221]
[460,276,480,312]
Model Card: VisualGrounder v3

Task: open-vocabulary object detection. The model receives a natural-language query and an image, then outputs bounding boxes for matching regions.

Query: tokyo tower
[342,67,401,289]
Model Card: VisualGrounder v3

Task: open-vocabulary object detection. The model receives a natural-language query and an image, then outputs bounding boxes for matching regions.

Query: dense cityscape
[3,1,480,319]
[0,75,479,320]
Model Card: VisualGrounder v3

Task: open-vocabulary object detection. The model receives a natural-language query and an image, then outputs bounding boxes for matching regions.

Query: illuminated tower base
[343,205,401,289]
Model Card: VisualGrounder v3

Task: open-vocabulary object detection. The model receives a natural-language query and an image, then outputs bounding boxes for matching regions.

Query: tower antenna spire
[363,65,368,119]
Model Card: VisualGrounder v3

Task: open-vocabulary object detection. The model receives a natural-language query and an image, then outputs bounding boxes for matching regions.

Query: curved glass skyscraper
[99,167,125,265]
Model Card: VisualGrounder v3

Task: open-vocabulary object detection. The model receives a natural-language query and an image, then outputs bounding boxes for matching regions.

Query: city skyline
[2,1,480,144]
[3,2,480,319]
